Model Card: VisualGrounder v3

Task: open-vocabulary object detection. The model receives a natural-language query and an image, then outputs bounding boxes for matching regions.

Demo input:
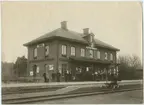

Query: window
[49,65,54,70]
[37,43,44,48]
[110,53,113,61]
[36,66,40,73]
[97,50,100,59]
[114,68,116,74]
[34,48,37,59]
[81,48,85,57]
[108,69,112,74]
[105,52,108,60]
[71,47,75,56]
[89,49,93,58]
[45,45,49,56]
[62,45,67,56]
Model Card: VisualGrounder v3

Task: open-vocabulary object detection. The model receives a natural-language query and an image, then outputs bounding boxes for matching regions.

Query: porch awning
[69,57,111,65]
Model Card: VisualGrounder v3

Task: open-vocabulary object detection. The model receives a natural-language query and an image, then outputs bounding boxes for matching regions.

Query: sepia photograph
[1,1,143,104]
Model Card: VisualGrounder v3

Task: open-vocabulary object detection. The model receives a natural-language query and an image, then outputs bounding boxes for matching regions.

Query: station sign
[49,65,54,70]
[86,46,97,50]
[37,43,44,48]
[30,71,33,76]
[86,67,89,71]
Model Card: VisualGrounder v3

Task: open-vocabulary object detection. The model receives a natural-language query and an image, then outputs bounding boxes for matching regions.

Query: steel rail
[2,87,142,104]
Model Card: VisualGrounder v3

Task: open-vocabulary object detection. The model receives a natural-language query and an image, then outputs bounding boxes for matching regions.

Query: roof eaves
[23,36,56,46]
[23,35,88,47]
[95,44,120,51]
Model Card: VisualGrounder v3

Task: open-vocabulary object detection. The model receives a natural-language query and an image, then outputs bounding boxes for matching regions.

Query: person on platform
[43,73,49,82]
[110,73,118,89]
[56,71,61,82]
[94,71,98,81]
[68,71,72,81]
[64,70,69,82]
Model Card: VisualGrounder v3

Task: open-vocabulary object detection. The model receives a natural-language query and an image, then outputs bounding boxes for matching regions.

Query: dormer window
[89,49,93,58]
[37,43,44,48]
[97,50,100,59]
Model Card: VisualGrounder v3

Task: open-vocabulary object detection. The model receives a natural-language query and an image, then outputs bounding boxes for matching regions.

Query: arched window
[71,46,76,56]
[62,45,67,56]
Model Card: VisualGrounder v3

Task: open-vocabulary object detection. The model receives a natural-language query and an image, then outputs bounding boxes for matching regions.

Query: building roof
[94,38,120,51]
[24,28,87,46]
[24,26,120,51]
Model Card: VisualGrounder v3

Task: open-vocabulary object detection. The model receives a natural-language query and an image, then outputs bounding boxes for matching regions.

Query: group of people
[42,68,120,83]
[43,71,61,82]
[106,73,120,89]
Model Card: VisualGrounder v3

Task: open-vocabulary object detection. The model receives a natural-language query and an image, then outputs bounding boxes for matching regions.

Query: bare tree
[118,55,142,80]
[128,54,142,69]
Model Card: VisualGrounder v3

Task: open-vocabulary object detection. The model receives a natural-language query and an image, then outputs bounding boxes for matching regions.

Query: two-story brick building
[24,21,120,82]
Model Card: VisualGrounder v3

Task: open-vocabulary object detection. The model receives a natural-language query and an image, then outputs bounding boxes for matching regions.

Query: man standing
[56,71,61,82]
[64,70,68,82]
[43,73,49,82]
[94,71,98,81]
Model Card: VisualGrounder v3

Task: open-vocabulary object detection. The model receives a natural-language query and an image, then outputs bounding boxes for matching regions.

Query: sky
[1,1,142,63]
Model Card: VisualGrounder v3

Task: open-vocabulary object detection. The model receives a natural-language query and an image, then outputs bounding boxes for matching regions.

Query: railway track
[2,84,142,104]
[2,86,65,95]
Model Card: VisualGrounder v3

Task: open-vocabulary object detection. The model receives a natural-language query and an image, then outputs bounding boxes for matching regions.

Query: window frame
[45,45,49,57]
[89,49,94,58]
[80,48,85,57]
[110,53,113,61]
[36,66,40,73]
[70,46,76,56]
[97,50,100,59]
[104,52,108,60]
[33,48,37,59]
[61,45,67,56]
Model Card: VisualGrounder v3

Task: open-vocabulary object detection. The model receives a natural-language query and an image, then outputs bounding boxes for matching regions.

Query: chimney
[83,28,89,35]
[61,21,67,30]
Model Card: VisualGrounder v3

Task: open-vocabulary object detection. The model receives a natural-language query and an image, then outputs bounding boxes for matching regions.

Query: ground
[35,90,143,104]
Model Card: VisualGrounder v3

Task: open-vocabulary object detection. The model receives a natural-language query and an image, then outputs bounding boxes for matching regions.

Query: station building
[24,21,120,82]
